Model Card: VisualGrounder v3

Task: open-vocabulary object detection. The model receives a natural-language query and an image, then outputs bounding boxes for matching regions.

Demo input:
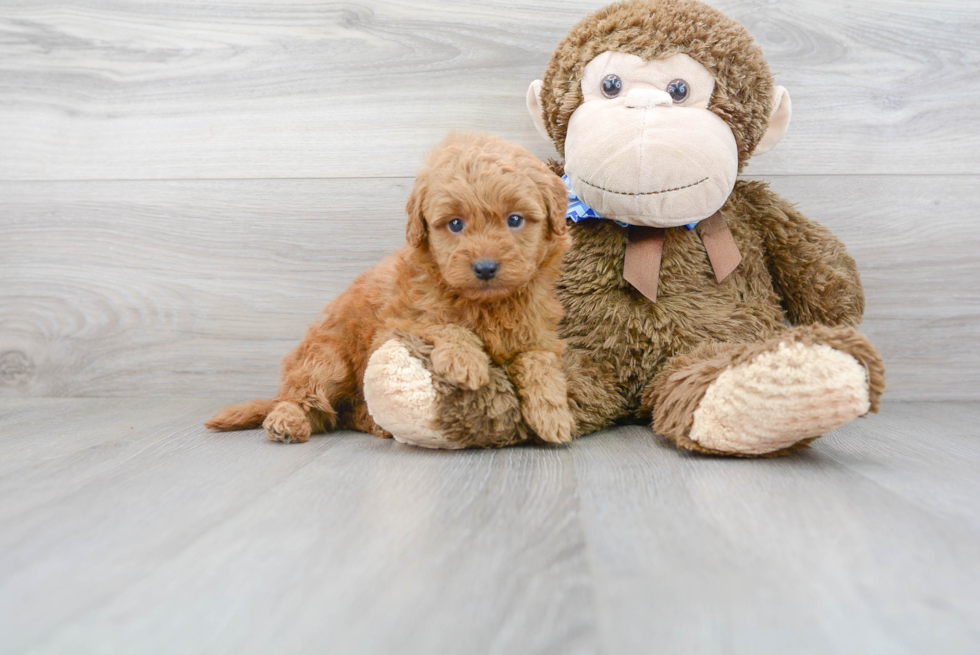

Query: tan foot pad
[363,339,465,450]
[690,342,871,455]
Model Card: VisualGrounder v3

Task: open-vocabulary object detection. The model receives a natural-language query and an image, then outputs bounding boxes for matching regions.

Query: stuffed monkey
[363,0,885,455]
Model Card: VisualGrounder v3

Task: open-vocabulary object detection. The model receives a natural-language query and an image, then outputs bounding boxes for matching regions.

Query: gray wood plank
[818,402,980,534]
[0,397,216,478]
[0,398,595,655]
[1,175,976,401]
[0,0,977,180]
[0,178,412,399]
[571,413,980,655]
[0,399,978,654]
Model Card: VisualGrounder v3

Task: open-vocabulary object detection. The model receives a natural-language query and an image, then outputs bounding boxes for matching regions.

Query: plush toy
[363,0,885,456]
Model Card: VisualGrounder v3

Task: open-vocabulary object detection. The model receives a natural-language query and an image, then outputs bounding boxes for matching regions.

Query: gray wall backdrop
[1,0,978,401]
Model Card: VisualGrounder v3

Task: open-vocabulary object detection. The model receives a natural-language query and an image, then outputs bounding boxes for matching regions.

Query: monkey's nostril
[472,259,499,280]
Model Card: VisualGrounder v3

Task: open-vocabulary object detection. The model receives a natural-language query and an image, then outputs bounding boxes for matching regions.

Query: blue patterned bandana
[562,174,698,230]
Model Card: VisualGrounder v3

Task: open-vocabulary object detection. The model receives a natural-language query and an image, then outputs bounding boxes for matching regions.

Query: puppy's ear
[543,171,569,236]
[405,181,428,247]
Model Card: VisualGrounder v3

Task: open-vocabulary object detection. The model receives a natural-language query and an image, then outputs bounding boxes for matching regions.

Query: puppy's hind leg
[263,401,318,444]
[266,340,351,444]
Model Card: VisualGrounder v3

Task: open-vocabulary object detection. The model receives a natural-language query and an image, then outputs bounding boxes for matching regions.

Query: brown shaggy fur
[442,178,886,446]
[395,330,531,448]
[386,0,885,455]
[206,132,572,444]
[643,323,887,456]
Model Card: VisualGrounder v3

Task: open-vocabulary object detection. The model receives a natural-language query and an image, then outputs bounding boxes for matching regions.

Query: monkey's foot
[363,335,528,450]
[646,325,885,456]
[690,342,870,455]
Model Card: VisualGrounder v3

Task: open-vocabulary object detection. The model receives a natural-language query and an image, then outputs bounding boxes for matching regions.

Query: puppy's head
[405,132,570,301]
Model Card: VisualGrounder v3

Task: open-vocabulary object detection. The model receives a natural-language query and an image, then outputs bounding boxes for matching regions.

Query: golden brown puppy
[206,132,575,445]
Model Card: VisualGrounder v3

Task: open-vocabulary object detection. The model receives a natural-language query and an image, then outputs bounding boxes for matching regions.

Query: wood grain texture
[572,406,980,655]
[0,178,411,398]
[0,398,595,655]
[1,175,976,400]
[0,398,977,654]
[0,0,977,180]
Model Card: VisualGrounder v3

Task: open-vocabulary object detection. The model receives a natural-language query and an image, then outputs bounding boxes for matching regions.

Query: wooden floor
[1,399,978,654]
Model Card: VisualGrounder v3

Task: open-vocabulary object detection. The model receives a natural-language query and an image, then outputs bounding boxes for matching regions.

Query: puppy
[206,132,575,445]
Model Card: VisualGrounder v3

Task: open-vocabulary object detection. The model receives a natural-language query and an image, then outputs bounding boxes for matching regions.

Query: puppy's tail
[205,399,277,431]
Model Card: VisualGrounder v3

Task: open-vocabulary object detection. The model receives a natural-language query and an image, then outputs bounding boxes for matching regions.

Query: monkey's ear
[405,184,428,247]
[526,80,551,143]
[753,86,792,156]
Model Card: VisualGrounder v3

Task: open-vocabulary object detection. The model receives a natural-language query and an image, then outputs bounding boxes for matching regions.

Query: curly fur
[206,132,572,444]
[409,1,886,455]
[421,177,885,453]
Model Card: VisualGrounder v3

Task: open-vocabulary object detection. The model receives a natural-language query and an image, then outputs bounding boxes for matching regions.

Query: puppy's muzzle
[472,259,499,281]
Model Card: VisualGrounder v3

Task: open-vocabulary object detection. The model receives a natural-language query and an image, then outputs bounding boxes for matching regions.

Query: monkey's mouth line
[578,176,708,196]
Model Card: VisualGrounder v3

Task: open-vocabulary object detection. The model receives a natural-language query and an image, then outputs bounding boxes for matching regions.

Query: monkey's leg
[642,325,884,456]
[561,345,630,438]
[363,334,528,449]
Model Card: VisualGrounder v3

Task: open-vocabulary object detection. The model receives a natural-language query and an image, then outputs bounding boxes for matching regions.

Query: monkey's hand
[364,335,528,450]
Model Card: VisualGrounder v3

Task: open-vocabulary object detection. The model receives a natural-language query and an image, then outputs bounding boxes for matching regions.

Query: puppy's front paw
[430,346,490,390]
[263,402,312,444]
[524,400,576,445]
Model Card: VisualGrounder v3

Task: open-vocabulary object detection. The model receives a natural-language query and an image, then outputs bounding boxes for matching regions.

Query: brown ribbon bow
[622,210,742,302]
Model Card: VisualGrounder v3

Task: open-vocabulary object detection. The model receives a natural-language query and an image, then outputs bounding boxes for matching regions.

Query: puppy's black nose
[472,259,499,280]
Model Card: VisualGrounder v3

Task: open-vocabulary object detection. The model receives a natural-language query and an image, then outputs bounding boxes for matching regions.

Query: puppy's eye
[447,218,465,233]
[506,214,525,229]
[601,74,623,98]
[667,79,689,103]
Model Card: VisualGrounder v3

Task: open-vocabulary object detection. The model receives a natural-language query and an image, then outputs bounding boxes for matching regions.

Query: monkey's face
[558,52,741,228]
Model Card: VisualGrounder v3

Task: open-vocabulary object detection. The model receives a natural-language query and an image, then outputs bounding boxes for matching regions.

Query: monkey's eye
[667,79,689,103]
[506,214,525,229]
[601,74,623,98]
[447,218,465,233]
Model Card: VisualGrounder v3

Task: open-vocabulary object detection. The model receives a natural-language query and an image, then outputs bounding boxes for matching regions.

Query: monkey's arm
[753,188,865,327]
